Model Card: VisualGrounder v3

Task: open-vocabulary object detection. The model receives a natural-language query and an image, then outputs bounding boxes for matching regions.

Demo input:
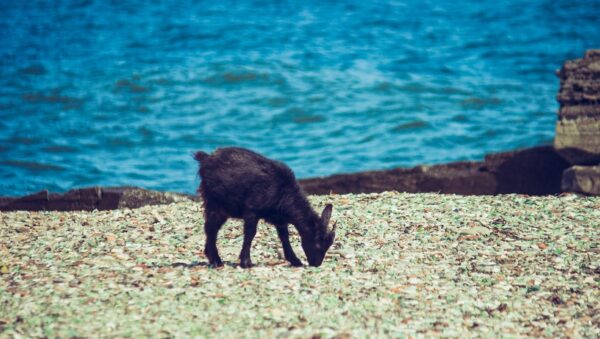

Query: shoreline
[0,145,573,212]
[4,49,600,211]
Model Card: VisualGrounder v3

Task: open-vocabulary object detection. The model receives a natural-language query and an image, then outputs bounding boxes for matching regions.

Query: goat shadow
[148,260,292,269]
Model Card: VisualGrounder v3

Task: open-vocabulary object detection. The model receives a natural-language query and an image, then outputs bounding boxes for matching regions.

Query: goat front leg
[276,224,303,267]
[240,215,258,268]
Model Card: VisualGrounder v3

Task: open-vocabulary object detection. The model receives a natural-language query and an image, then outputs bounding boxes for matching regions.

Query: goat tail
[193,151,210,163]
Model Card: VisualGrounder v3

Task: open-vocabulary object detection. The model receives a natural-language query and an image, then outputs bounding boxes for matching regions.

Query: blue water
[1,0,599,196]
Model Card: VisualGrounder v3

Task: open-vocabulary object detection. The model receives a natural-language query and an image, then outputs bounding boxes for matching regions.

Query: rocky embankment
[0,145,570,211]
[555,50,600,195]
[0,187,196,212]
[300,146,568,196]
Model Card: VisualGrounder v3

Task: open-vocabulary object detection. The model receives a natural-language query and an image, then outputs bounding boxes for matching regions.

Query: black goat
[194,147,336,268]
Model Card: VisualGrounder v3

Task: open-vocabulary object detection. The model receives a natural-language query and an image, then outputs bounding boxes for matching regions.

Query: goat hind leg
[239,215,258,268]
[204,208,227,267]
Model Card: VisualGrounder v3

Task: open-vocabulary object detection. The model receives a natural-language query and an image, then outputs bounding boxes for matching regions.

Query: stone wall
[555,49,600,195]
[299,146,569,196]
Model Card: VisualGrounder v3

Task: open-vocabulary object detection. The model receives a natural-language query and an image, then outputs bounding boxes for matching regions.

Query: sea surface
[1,0,599,196]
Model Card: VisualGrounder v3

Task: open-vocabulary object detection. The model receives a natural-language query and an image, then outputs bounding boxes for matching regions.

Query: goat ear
[321,204,333,226]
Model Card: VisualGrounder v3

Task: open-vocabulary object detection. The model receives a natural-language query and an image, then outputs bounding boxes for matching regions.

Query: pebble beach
[1,192,598,337]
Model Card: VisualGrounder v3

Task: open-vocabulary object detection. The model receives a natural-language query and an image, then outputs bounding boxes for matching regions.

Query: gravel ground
[1,192,599,338]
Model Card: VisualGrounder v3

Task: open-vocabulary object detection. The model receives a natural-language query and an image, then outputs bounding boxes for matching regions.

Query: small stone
[104,233,117,243]
[550,294,563,305]
[561,165,600,195]
[458,226,492,236]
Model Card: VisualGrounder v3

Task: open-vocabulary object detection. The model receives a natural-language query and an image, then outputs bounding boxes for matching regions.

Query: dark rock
[97,186,189,210]
[0,197,16,206]
[561,165,600,195]
[0,187,195,212]
[300,146,569,196]
[1,190,50,211]
[47,187,102,211]
[484,146,570,195]
[549,294,564,306]
[301,162,495,195]
[0,147,575,211]
[97,187,129,210]
[554,49,600,165]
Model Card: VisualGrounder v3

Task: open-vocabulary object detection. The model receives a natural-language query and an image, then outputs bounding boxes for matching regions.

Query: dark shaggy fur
[194,147,336,268]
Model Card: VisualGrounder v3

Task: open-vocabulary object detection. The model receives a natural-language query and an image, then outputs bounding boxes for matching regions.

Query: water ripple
[1,0,598,195]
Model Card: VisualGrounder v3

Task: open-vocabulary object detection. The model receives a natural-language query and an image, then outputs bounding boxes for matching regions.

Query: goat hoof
[289,259,303,267]
[209,259,223,268]
[240,259,253,268]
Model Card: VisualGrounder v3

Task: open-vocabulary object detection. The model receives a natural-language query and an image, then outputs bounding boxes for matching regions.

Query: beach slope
[1,192,598,337]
